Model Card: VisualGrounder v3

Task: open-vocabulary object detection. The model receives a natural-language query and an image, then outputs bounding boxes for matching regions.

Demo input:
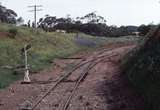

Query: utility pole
[28,5,43,28]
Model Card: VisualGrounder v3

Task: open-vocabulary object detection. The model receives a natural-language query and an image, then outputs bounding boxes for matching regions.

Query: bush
[8,28,18,38]
[121,28,160,110]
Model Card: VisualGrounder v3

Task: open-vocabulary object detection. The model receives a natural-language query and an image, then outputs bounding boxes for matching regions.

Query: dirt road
[0,44,146,110]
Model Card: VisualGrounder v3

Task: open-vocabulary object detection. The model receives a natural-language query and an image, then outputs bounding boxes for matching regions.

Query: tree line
[36,12,139,37]
[0,4,154,37]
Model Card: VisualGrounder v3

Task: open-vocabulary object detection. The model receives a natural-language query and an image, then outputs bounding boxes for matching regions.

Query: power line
[28,5,43,28]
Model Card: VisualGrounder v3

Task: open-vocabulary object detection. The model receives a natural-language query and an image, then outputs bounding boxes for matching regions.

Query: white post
[23,45,31,83]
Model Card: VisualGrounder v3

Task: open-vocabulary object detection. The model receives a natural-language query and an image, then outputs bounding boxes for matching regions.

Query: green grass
[0,23,141,89]
[0,23,108,88]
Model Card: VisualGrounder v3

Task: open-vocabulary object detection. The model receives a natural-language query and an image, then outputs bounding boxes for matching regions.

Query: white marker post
[21,45,31,84]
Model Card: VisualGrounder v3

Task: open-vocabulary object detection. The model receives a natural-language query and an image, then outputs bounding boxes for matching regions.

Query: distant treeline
[0,4,155,37]
[37,13,156,37]
[36,12,139,37]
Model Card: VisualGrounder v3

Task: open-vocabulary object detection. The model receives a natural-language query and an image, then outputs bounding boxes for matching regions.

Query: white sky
[1,0,160,26]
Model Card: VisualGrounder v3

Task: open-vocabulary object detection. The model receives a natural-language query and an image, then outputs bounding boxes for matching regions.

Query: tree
[0,5,17,23]
[16,17,24,25]
[38,15,57,31]
[80,12,107,24]
[138,24,152,36]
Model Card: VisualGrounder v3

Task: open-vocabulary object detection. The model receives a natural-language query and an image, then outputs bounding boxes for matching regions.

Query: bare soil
[0,44,146,110]
[0,32,11,38]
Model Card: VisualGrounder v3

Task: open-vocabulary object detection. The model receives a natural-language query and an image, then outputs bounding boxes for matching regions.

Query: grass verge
[0,23,141,89]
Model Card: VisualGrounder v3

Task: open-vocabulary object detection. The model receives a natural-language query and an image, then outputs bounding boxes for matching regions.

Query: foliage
[8,27,18,38]
[121,27,160,110]
[16,17,24,25]
[0,5,17,23]
[36,12,139,37]
[137,24,152,36]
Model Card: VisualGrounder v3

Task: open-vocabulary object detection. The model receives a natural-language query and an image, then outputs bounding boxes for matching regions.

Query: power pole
[28,5,43,28]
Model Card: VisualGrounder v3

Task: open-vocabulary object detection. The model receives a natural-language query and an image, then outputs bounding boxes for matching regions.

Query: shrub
[8,28,18,38]
[121,27,160,110]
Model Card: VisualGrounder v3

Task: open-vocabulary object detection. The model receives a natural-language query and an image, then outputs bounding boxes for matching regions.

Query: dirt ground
[0,44,146,110]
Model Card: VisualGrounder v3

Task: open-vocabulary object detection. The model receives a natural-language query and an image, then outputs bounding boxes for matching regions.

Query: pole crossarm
[28,5,43,28]
[28,5,43,7]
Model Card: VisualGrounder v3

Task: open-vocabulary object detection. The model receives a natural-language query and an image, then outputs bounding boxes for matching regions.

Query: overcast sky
[1,0,160,26]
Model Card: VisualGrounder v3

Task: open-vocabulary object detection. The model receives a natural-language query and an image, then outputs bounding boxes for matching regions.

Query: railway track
[29,46,124,110]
